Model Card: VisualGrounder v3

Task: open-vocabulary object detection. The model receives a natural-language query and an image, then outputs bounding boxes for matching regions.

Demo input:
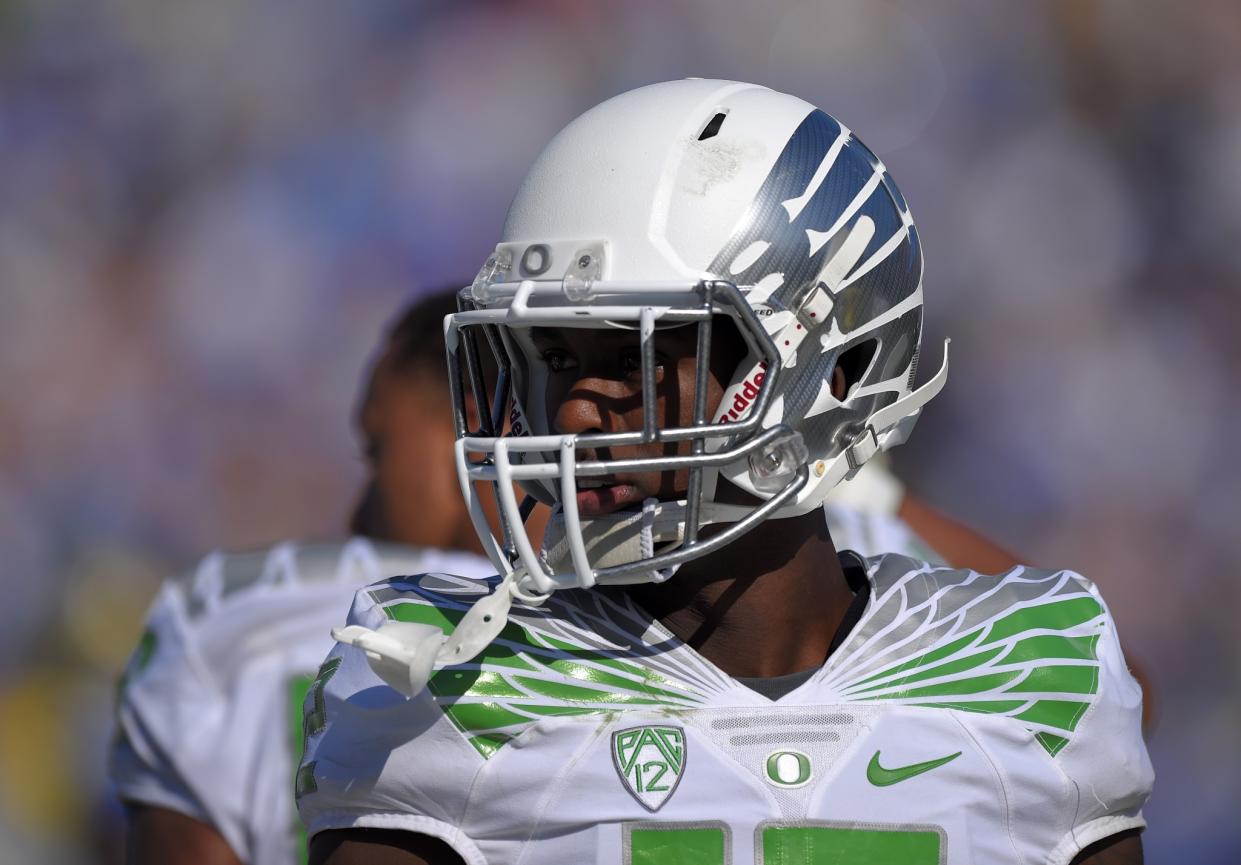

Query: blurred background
[1,0,1238,861]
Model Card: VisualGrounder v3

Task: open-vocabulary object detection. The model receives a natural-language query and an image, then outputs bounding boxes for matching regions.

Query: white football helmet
[335,80,948,695]
[450,78,947,592]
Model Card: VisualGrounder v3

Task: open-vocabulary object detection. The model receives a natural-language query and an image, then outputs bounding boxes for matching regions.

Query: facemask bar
[683,282,715,546]
[447,278,797,593]
[444,298,523,573]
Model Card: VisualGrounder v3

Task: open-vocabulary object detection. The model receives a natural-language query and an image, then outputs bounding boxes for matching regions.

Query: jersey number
[626,823,942,865]
[287,659,341,865]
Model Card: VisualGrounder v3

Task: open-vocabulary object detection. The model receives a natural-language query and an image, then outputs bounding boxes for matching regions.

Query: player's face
[350,356,479,552]
[534,323,741,518]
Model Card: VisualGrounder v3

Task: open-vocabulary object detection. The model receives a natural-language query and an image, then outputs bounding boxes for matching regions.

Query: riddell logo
[508,403,531,437]
[717,363,768,423]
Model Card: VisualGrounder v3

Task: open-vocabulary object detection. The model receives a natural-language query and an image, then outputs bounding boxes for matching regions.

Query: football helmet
[335,80,948,695]
[450,79,947,593]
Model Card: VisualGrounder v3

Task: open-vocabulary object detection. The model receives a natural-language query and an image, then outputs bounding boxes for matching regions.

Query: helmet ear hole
[711,313,750,374]
[706,313,752,410]
[834,339,879,399]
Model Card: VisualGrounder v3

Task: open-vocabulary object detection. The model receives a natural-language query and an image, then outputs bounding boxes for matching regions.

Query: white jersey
[298,554,1151,865]
[109,538,494,865]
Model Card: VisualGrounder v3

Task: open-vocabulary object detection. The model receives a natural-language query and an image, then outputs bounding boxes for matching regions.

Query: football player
[300,80,1152,865]
[106,290,1032,865]
[109,291,513,865]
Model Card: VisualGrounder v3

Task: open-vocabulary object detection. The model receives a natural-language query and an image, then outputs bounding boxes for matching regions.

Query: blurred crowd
[1,0,1238,862]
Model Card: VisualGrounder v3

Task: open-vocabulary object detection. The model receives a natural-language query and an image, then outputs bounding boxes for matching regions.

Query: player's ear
[830,365,847,401]
[832,339,878,402]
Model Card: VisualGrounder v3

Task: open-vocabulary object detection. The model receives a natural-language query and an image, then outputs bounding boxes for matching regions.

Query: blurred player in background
[109,290,516,865]
[301,80,1150,865]
[107,277,1068,865]
[827,456,1017,572]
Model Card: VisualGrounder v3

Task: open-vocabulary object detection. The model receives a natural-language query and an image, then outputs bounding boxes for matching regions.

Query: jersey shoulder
[305,571,731,761]
[807,554,1151,864]
[843,555,1151,853]
[380,573,730,743]
[297,572,735,840]
[822,554,1149,759]
[295,573,498,841]
[819,554,1152,846]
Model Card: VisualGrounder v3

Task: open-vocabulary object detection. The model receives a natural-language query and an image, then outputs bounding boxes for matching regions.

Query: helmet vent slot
[836,338,879,395]
[697,111,728,141]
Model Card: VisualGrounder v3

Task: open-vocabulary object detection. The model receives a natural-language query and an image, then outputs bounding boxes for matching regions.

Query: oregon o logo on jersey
[765,750,813,787]
[612,726,686,812]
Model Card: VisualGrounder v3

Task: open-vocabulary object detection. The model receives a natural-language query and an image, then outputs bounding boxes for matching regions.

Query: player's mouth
[573,477,644,517]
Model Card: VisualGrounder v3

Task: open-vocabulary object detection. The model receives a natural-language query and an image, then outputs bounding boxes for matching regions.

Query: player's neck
[625,510,854,679]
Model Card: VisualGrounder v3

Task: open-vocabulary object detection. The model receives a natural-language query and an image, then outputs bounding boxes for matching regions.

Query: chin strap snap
[332,570,538,697]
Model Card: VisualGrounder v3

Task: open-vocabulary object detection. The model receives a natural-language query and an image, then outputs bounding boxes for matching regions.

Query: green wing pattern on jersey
[376,580,708,758]
[827,561,1106,755]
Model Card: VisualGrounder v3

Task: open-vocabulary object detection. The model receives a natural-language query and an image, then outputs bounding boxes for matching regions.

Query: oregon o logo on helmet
[765,749,812,787]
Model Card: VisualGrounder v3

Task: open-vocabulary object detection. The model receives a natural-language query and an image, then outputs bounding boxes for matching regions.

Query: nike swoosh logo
[866,749,962,786]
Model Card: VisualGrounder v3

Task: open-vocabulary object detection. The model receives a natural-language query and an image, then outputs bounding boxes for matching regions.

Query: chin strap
[331,569,537,698]
[638,497,679,582]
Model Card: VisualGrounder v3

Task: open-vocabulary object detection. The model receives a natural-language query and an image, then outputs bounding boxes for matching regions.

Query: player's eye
[542,349,577,373]
[620,349,663,379]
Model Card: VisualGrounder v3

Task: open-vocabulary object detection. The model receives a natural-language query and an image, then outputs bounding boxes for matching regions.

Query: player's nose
[553,381,607,437]
[553,372,640,439]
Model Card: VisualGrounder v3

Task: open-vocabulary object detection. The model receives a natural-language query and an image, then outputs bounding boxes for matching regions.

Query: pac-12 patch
[612,725,686,812]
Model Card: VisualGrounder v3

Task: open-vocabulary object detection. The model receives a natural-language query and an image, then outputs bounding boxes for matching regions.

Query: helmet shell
[494,79,924,513]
